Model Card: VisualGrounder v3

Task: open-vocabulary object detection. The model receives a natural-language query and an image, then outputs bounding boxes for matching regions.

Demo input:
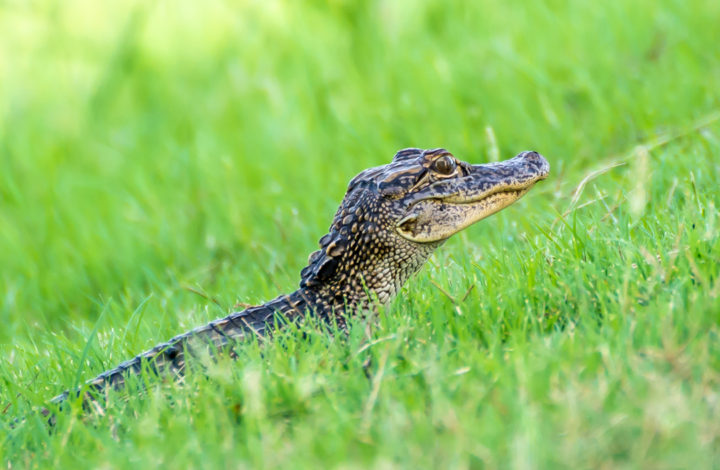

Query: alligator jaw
[396,151,549,243]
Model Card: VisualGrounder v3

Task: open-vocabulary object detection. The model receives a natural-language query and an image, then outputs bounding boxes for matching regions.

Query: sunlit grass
[1,0,719,467]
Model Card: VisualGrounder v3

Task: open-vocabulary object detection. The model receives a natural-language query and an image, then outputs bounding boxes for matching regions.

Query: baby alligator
[43,148,549,417]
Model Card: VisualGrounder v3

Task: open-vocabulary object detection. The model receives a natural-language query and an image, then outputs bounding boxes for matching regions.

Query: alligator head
[299,148,549,315]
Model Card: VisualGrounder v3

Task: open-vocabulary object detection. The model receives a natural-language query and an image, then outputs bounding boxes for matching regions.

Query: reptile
[38,147,549,419]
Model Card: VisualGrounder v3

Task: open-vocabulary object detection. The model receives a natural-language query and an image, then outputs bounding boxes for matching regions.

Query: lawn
[1,0,719,467]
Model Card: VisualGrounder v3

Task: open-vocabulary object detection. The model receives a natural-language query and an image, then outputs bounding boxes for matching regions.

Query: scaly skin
[43,147,550,419]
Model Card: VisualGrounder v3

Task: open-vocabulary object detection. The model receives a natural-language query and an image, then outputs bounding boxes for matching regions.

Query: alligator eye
[433,156,456,175]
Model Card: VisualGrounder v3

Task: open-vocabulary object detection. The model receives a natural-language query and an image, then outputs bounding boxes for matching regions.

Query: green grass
[1,0,720,467]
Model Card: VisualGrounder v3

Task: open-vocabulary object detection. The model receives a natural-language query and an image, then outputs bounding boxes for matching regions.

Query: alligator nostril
[520,150,550,175]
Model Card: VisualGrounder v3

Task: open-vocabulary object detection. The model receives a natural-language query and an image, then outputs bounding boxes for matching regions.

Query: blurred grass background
[1,0,719,467]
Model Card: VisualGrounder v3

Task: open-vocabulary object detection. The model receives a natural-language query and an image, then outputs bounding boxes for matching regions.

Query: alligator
[38,147,549,420]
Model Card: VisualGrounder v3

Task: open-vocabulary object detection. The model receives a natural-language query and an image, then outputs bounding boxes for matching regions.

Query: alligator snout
[517,150,550,178]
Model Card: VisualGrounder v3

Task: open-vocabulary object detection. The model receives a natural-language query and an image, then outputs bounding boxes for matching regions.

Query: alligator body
[45,148,549,415]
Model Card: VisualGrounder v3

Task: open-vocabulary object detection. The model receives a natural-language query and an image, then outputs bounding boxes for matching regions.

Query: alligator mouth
[451,183,533,204]
[397,185,538,243]
[447,173,547,205]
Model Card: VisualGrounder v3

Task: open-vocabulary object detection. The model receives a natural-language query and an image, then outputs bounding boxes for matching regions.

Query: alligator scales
[46,148,549,415]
